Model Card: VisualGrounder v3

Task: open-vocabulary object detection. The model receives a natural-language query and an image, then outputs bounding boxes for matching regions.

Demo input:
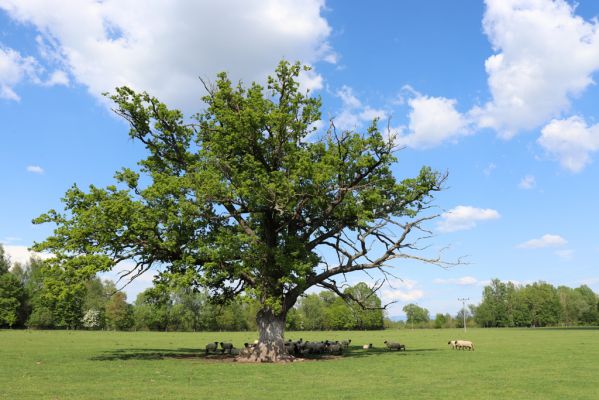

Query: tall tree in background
[403,303,430,327]
[105,291,133,330]
[0,245,10,275]
[33,61,450,361]
[0,245,25,328]
[0,273,25,328]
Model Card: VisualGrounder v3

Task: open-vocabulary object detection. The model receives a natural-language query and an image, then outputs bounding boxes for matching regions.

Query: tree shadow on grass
[340,346,441,359]
[90,347,235,361]
[91,346,442,362]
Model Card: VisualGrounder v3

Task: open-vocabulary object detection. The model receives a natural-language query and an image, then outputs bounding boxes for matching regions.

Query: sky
[1,0,599,318]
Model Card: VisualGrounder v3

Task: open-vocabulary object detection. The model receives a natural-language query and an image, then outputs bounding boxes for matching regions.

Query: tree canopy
[33,61,448,361]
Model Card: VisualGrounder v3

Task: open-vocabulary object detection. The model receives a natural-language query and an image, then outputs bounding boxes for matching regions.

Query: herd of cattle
[204,338,475,356]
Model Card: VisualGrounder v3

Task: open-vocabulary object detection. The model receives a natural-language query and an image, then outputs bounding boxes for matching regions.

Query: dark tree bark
[237,308,293,362]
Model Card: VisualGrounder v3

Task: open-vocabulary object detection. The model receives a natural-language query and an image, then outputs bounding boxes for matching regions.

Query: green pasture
[1,328,597,399]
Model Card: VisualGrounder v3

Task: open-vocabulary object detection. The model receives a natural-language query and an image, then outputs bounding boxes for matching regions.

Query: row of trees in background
[474,279,599,327]
[2,247,598,330]
[382,303,475,330]
[133,282,384,332]
[0,246,384,331]
[389,279,599,329]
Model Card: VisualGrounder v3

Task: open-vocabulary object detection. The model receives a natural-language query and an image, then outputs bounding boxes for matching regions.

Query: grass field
[1,328,598,399]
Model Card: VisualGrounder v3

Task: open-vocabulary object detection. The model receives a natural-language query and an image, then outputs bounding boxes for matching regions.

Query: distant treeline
[387,279,599,329]
[0,247,384,331]
[1,246,598,330]
[473,279,599,327]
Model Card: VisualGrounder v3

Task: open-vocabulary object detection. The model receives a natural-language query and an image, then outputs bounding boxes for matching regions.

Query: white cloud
[0,45,38,101]
[483,163,496,176]
[333,110,360,132]
[43,70,69,87]
[437,205,500,233]
[473,0,599,137]
[337,85,361,109]
[434,276,479,286]
[396,93,470,149]
[555,249,574,260]
[332,85,388,131]
[1,244,52,265]
[517,233,567,249]
[359,106,387,122]
[0,0,334,111]
[518,174,536,189]
[380,279,423,303]
[538,116,599,172]
[26,165,44,174]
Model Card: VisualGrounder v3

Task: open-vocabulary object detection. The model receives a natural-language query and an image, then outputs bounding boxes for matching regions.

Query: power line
[458,298,470,333]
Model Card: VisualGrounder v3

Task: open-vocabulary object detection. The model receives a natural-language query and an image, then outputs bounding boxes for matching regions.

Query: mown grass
[1,328,598,399]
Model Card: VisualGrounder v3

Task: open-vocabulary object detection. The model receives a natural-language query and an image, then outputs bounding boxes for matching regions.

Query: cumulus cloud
[517,233,567,249]
[538,116,599,172]
[434,276,479,286]
[380,279,423,303]
[332,85,388,131]
[42,70,69,87]
[391,0,599,154]
[437,205,500,233]
[555,249,574,260]
[396,89,470,149]
[26,165,44,174]
[1,244,52,265]
[473,0,599,137]
[0,45,37,100]
[0,0,334,111]
[518,174,536,189]
[337,85,362,109]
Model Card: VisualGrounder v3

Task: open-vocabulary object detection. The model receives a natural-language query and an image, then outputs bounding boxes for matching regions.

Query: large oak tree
[34,61,449,361]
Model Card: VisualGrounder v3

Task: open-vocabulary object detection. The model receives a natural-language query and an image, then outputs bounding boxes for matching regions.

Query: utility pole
[458,298,470,333]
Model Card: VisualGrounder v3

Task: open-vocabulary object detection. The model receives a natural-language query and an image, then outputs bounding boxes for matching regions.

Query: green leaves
[0,273,25,327]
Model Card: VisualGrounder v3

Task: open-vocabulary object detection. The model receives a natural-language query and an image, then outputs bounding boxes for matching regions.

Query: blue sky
[1,0,599,318]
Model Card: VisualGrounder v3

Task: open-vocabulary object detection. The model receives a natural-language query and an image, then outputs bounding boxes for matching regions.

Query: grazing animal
[327,342,343,355]
[205,341,219,354]
[220,342,234,354]
[340,339,352,349]
[384,341,406,351]
[303,341,326,354]
[312,341,327,354]
[285,340,300,355]
[448,340,458,349]
[362,343,373,350]
[456,340,474,351]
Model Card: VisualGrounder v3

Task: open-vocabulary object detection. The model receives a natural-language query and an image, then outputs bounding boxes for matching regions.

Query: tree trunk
[236,308,293,363]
